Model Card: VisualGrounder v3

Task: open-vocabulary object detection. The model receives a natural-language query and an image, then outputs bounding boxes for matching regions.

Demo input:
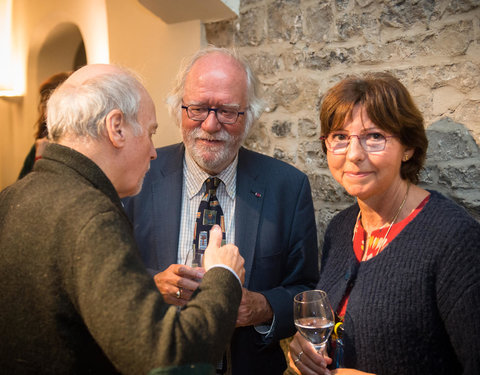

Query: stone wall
[205,0,480,249]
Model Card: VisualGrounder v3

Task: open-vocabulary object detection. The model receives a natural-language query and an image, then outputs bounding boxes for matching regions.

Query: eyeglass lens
[184,105,241,124]
[326,133,387,154]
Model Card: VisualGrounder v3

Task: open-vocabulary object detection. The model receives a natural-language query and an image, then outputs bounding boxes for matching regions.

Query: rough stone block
[242,0,262,6]
[419,165,438,185]
[334,0,351,12]
[298,117,318,138]
[309,173,353,203]
[335,12,379,41]
[235,7,265,46]
[421,21,474,57]
[282,49,335,72]
[303,2,333,43]
[438,163,480,189]
[245,52,282,77]
[205,21,234,47]
[270,77,320,111]
[432,86,465,116]
[445,0,479,14]
[297,140,328,172]
[380,0,435,28]
[426,118,480,161]
[244,121,271,152]
[272,147,296,164]
[271,120,292,137]
[412,62,480,91]
[453,100,480,131]
[267,0,303,43]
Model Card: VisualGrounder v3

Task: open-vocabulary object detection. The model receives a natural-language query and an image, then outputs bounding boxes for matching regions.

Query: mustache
[190,127,232,142]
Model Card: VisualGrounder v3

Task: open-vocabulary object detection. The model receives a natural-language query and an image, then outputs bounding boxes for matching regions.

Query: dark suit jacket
[124,143,319,374]
[0,143,242,375]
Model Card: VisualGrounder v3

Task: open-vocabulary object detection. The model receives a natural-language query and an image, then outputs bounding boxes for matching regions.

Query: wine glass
[185,246,202,268]
[294,290,335,354]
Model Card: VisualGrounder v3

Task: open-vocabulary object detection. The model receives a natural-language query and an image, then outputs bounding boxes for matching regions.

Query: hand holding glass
[294,290,334,354]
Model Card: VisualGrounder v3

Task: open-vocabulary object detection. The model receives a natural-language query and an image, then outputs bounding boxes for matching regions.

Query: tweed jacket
[0,143,242,375]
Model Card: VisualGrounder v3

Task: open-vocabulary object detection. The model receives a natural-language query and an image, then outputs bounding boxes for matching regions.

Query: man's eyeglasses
[182,105,245,125]
[320,132,396,154]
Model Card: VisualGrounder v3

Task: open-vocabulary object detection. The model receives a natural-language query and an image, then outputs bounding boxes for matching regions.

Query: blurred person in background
[18,71,71,179]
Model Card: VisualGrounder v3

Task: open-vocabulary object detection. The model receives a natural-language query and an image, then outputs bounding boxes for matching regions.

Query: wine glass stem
[315,343,326,355]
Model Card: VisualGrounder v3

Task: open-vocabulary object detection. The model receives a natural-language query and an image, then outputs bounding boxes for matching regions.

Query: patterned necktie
[192,177,226,266]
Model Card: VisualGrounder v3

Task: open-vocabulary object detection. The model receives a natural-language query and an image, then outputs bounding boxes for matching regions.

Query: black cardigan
[320,190,480,374]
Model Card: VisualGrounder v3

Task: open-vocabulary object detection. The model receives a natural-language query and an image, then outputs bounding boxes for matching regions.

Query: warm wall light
[0,0,25,97]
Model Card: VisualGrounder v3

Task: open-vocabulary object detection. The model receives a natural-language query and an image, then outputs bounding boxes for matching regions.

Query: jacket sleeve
[67,209,242,375]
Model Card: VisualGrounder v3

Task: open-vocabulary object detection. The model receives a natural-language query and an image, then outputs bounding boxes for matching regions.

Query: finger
[299,350,329,373]
[176,265,204,281]
[287,351,302,375]
[177,278,200,293]
[206,225,222,251]
[177,288,194,300]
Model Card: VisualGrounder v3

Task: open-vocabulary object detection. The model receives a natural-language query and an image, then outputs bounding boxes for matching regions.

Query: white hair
[47,70,144,141]
[165,46,265,135]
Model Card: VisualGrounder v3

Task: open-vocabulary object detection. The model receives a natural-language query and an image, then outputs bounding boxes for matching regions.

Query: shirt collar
[184,150,237,199]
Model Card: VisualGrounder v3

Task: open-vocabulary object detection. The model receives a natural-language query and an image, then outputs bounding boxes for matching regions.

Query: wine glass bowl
[294,290,335,353]
[185,246,202,268]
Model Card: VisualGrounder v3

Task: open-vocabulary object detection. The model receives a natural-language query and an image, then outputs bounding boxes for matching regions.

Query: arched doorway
[36,22,87,86]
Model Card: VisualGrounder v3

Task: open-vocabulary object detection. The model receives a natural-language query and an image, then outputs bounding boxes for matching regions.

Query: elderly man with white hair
[0,64,245,375]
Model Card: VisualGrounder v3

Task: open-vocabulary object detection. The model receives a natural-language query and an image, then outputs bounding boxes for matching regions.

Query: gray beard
[183,127,245,174]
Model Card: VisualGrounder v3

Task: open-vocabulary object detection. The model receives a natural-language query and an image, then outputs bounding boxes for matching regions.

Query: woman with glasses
[289,73,480,375]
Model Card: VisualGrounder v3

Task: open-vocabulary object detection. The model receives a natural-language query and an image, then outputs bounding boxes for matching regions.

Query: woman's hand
[289,332,332,375]
[288,332,376,375]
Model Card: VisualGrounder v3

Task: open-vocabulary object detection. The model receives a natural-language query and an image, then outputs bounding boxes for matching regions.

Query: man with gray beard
[123,47,319,375]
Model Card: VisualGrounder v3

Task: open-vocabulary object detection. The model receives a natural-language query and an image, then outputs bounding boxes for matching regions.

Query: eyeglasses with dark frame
[320,132,396,154]
[181,104,245,125]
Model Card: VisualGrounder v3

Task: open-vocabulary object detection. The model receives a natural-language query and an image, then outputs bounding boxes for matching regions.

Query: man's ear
[105,109,126,148]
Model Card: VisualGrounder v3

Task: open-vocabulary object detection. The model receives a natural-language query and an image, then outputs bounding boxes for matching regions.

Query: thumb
[206,225,222,251]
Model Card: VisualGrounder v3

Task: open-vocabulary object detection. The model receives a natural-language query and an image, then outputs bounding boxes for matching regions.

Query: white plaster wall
[0,0,205,189]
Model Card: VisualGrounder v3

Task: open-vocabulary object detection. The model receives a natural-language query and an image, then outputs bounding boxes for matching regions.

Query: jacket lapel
[235,148,265,288]
[151,143,185,270]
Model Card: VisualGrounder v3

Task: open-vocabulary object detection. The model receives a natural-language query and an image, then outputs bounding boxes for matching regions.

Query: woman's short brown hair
[319,72,428,184]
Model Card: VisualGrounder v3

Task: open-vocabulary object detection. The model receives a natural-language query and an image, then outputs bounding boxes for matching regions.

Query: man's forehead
[188,54,246,80]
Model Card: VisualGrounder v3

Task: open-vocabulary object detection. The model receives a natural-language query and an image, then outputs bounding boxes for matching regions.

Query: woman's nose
[345,135,366,161]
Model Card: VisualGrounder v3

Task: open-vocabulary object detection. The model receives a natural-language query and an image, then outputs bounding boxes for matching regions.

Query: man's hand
[236,288,273,327]
[153,264,205,306]
[203,225,245,284]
